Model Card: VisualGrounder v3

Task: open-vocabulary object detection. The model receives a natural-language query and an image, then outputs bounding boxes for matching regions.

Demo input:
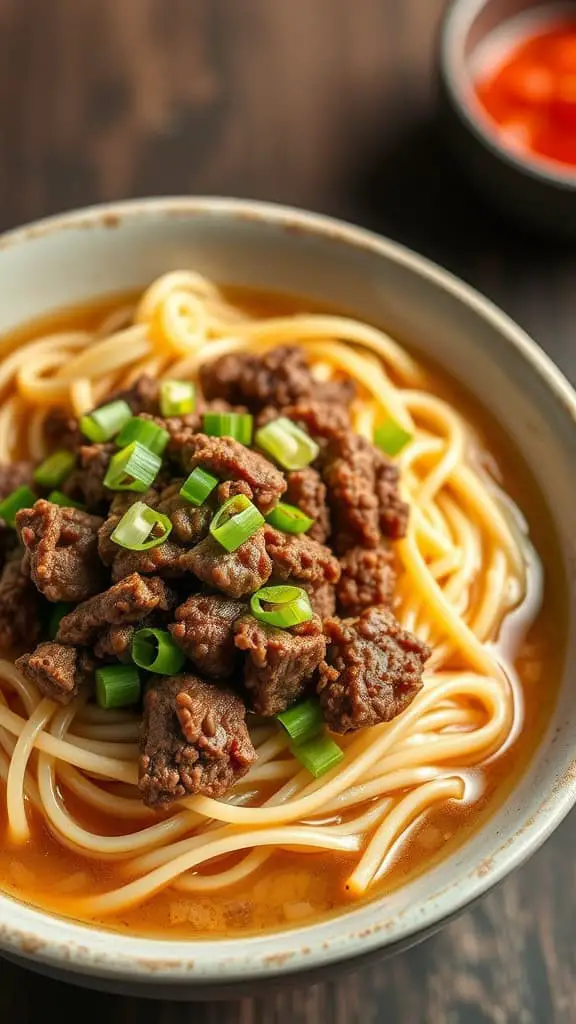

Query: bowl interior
[0,198,574,988]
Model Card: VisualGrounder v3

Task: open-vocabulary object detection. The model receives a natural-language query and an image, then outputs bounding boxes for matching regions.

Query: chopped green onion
[132,627,186,675]
[0,486,36,527]
[160,379,196,417]
[48,601,75,640]
[255,417,319,470]
[110,501,172,551]
[374,418,413,457]
[179,467,218,506]
[47,490,87,511]
[277,698,324,746]
[103,442,161,492]
[266,502,314,535]
[291,733,344,778]
[209,494,264,553]
[116,416,169,456]
[203,411,253,445]
[96,664,141,710]
[80,400,132,443]
[33,450,76,489]
[250,585,314,628]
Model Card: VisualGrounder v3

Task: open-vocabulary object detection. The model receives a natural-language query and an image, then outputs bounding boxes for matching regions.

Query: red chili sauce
[474,18,576,171]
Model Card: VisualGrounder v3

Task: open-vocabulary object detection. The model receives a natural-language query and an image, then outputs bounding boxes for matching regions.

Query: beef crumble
[16,642,93,705]
[182,531,272,598]
[56,573,176,645]
[336,545,396,617]
[169,595,247,678]
[139,673,256,806]
[285,467,330,544]
[170,433,286,514]
[234,614,326,716]
[17,500,106,603]
[263,525,341,587]
[0,553,40,651]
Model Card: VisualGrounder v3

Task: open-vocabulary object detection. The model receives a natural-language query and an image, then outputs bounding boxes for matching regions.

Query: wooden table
[0,1,574,1021]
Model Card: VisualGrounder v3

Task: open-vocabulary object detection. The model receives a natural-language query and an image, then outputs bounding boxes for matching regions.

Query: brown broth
[0,288,568,938]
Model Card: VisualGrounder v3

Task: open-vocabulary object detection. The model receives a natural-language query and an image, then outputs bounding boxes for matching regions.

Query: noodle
[0,269,533,921]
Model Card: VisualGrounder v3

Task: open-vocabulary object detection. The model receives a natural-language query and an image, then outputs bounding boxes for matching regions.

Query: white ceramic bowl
[0,198,574,999]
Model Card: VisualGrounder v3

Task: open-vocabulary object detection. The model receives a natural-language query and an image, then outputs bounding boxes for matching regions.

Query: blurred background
[0,1,574,1022]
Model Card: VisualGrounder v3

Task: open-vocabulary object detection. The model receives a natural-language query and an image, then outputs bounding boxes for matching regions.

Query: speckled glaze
[0,198,574,999]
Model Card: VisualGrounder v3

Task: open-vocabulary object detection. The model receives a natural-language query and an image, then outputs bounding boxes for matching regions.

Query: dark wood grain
[0,1,574,1021]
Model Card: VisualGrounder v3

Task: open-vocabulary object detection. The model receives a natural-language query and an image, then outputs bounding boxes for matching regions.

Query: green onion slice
[250,585,314,628]
[179,467,218,506]
[277,698,324,746]
[116,416,169,456]
[203,411,253,445]
[209,494,264,552]
[291,733,344,778]
[96,664,141,709]
[110,501,172,551]
[33,450,76,489]
[103,442,161,493]
[131,627,186,675]
[374,418,413,457]
[80,400,132,443]
[48,601,75,640]
[266,502,314,535]
[255,417,319,470]
[0,486,36,527]
[160,380,196,417]
[47,490,87,511]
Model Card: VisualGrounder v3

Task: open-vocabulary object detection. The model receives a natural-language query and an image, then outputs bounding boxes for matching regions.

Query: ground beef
[336,545,396,616]
[170,433,286,514]
[257,401,352,441]
[374,454,409,540]
[234,614,326,716]
[0,461,34,500]
[317,607,430,733]
[93,624,138,664]
[321,433,381,554]
[263,524,340,587]
[17,500,106,603]
[169,595,247,678]
[139,673,257,806]
[63,443,114,510]
[56,573,176,645]
[302,580,336,619]
[216,480,254,504]
[16,642,93,705]
[110,539,191,582]
[43,411,81,451]
[0,554,40,651]
[106,375,161,416]
[285,467,330,544]
[182,532,272,598]
[155,483,213,546]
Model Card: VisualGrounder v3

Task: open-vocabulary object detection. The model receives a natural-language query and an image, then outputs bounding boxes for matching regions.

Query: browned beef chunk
[139,673,256,806]
[43,410,81,451]
[336,546,396,616]
[16,643,93,705]
[0,461,34,499]
[17,500,106,603]
[182,532,272,598]
[170,595,247,678]
[56,573,176,645]
[200,346,355,410]
[154,483,213,546]
[317,607,429,733]
[93,624,137,664]
[63,443,113,510]
[0,554,40,651]
[374,454,409,540]
[257,401,352,441]
[110,540,191,583]
[263,525,340,587]
[170,433,285,514]
[106,375,161,416]
[302,580,336,619]
[285,467,330,544]
[216,479,254,504]
[234,615,326,716]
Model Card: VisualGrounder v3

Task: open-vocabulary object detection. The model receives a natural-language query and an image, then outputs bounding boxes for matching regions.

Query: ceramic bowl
[438,0,576,234]
[0,197,574,999]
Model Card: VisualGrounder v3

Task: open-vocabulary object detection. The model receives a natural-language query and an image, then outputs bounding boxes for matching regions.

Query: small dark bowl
[438,0,576,234]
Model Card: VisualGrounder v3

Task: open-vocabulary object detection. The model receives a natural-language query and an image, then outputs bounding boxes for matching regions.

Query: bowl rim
[0,194,575,987]
[439,0,576,190]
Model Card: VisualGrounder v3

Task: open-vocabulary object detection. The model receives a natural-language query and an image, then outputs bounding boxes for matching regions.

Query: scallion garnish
[48,601,75,640]
[179,467,218,506]
[277,698,324,746]
[291,733,344,778]
[266,502,314,535]
[209,494,264,552]
[95,664,141,710]
[116,416,169,457]
[33,450,76,489]
[160,380,196,417]
[80,400,132,443]
[47,490,87,511]
[255,417,319,470]
[110,501,172,550]
[374,418,413,457]
[0,486,36,527]
[250,585,314,628]
[103,442,161,492]
[131,627,186,675]
[203,411,253,445]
